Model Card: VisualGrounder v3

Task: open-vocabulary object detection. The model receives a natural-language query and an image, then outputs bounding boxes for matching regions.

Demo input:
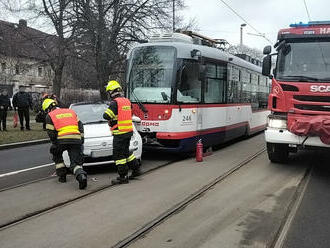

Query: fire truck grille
[294,95,330,103]
[294,104,330,112]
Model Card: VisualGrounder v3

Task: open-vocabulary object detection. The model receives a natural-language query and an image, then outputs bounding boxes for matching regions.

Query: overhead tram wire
[303,0,312,21]
[217,0,273,45]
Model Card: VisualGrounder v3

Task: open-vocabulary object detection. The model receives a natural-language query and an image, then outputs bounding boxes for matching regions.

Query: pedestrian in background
[37,93,62,130]
[0,89,11,131]
[43,98,87,189]
[103,80,141,185]
[12,86,32,131]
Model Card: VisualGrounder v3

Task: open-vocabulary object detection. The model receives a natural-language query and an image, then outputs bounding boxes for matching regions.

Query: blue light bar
[290,21,330,28]
[289,22,309,28]
[308,21,330,25]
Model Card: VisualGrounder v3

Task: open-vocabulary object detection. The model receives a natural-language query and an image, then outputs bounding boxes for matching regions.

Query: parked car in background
[63,102,142,167]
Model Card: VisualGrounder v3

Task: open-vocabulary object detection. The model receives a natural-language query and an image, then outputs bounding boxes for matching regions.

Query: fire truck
[262,21,330,163]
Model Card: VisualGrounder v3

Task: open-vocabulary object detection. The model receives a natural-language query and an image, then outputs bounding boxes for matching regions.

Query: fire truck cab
[262,21,330,163]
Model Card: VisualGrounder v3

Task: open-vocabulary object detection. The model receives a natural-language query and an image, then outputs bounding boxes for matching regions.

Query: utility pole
[173,0,175,32]
[240,23,247,48]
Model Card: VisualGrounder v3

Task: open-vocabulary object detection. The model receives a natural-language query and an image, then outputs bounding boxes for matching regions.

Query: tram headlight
[267,116,287,129]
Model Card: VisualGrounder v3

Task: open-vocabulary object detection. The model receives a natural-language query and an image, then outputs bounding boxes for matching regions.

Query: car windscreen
[71,104,108,124]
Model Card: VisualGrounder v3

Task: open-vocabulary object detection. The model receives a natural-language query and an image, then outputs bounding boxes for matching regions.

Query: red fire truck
[263,21,330,163]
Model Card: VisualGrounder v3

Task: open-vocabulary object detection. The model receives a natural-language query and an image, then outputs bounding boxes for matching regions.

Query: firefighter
[103,80,141,185]
[43,98,87,189]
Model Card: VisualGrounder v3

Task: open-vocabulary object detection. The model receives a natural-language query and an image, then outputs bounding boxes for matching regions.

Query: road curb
[0,139,49,150]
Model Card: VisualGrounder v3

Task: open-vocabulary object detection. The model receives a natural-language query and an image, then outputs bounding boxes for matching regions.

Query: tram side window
[241,69,251,103]
[204,63,226,103]
[227,65,241,103]
[257,75,268,108]
[250,73,259,110]
[177,61,201,103]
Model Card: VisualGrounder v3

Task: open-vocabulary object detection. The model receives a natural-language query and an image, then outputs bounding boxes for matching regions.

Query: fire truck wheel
[266,142,289,163]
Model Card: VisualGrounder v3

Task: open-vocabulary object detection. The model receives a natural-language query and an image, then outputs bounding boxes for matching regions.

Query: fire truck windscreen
[276,40,330,82]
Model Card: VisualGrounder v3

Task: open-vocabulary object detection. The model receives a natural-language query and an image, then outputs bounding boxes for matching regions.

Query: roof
[128,41,262,73]
[0,19,57,61]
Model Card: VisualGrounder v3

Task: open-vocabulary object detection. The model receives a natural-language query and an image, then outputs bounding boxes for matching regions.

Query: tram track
[111,147,266,248]
[270,166,312,248]
[0,158,180,230]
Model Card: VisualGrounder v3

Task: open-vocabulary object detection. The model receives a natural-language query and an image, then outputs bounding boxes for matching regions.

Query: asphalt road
[3,137,330,247]
[0,143,52,174]
[0,143,179,190]
[282,150,330,248]
[0,134,270,247]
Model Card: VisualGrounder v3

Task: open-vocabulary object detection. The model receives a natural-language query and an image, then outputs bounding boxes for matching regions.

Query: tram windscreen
[128,46,175,103]
[276,40,330,82]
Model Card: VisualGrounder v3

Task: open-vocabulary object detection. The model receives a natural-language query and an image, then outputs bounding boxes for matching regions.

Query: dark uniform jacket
[0,94,11,110]
[12,92,32,110]
[46,109,84,145]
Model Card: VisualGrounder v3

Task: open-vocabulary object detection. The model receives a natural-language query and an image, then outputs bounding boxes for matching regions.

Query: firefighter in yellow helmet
[103,80,141,185]
[43,98,87,189]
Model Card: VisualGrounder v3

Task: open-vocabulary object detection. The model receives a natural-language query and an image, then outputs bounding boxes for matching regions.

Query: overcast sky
[2,0,329,52]
[181,0,330,50]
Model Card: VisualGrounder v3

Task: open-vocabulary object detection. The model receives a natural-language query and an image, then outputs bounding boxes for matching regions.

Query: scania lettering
[126,31,270,152]
[310,85,330,92]
[262,21,330,163]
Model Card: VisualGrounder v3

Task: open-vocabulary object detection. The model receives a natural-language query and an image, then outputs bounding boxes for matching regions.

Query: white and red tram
[126,32,270,152]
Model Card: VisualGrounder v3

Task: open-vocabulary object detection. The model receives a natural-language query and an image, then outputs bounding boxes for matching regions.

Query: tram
[126,31,270,152]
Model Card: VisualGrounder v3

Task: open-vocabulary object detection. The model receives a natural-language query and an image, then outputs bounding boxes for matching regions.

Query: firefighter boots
[128,169,141,180]
[77,174,87,190]
[111,176,129,185]
[58,175,67,183]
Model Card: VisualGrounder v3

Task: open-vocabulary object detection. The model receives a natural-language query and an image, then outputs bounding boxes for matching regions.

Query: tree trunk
[53,66,63,98]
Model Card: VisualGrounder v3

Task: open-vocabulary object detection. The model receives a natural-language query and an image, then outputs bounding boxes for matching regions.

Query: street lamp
[240,23,247,47]
[173,0,175,31]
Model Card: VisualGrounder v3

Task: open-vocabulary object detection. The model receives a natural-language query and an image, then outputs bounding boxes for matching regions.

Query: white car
[63,102,142,167]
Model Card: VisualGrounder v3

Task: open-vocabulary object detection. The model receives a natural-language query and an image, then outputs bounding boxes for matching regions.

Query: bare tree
[37,0,78,97]
[74,0,184,99]
[226,44,264,61]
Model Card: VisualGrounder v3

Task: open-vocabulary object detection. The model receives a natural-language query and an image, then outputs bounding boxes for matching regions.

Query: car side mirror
[263,45,272,55]
[132,115,141,123]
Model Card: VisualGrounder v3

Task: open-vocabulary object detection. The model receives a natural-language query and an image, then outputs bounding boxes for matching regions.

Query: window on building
[1,62,5,72]
[38,67,43,77]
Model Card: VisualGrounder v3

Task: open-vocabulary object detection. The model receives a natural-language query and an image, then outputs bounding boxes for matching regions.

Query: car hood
[83,123,112,138]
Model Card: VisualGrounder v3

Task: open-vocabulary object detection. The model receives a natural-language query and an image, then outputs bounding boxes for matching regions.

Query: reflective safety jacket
[103,97,133,135]
[46,108,83,144]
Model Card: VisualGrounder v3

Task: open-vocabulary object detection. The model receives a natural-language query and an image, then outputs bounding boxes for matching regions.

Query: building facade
[0,19,53,98]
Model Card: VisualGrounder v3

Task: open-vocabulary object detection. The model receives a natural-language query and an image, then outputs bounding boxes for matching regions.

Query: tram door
[177,60,203,132]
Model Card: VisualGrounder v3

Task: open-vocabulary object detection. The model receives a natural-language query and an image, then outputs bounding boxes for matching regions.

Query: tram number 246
[182,115,192,122]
